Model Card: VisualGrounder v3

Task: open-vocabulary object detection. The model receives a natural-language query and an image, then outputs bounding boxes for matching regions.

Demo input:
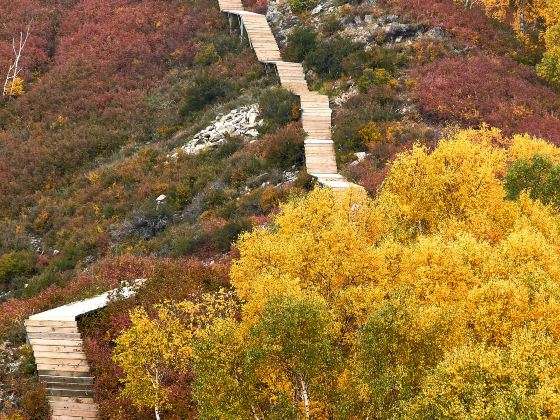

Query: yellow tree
[405,328,560,419]
[114,291,238,418]
[116,128,560,417]
[228,128,560,415]
[537,23,560,86]
[113,304,193,420]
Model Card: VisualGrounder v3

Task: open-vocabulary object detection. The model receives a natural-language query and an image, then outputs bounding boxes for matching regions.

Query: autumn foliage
[410,55,560,144]
[111,128,560,418]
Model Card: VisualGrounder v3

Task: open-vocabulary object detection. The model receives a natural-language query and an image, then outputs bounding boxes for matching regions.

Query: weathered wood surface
[26,282,143,419]
[217,1,359,188]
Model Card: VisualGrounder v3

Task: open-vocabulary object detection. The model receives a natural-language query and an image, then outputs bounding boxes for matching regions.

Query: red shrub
[244,0,268,13]
[0,255,158,338]
[410,54,560,144]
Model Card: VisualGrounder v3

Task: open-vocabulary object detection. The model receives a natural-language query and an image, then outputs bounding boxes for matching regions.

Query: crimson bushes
[410,55,560,145]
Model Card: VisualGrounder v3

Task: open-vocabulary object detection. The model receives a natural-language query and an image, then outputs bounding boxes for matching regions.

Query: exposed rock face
[266,0,432,47]
[109,214,169,240]
[266,0,303,46]
[341,13,426,45]
[181,104,262,155]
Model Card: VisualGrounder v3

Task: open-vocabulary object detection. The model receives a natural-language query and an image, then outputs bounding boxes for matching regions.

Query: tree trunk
[154,405,161,420]
[298,376,310,420]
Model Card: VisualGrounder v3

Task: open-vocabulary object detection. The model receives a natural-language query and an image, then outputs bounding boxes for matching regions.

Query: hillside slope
[0,0,559,417]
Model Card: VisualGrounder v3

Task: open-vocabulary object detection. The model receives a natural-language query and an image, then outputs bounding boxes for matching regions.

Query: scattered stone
[425,26,445,39]
[311,3,323,15]
[355,152,367,162]
[378,14,399,25]
[333,86,358,107]
[180,104,262,155]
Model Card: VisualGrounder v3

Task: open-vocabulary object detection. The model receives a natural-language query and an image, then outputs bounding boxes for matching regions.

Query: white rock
[248,112,258,124]
[355,152,367,162]
[311,3,323,14]
[181,104,263,155]
[156,194,167,202]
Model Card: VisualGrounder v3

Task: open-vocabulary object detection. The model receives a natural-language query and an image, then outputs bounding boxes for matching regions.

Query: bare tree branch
[3,20,32,97]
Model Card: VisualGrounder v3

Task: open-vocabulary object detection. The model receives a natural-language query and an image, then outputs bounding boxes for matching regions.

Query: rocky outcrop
[341,13,426,45]
[265,0,442,47]
[181,104,262,155]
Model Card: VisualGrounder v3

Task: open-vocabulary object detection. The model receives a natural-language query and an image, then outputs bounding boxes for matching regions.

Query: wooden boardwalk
[219,1,357,189]
[25,283,143,419]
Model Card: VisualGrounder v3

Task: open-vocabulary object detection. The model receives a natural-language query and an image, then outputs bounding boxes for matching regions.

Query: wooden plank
[25,320,77,327]
[30,339,83,346]
[28,332,81,339]
[36,358,89,367]
[35,351,87,360]
[33,345,83,353]
[42,375,94,385]
[40,369,92,378]
[47,389,95,397]
[51,410,98,419]
[49,396,95,403]
[46,382,93,391]
[26,326,80,333]
[38,364,90,372]
[52,415,97,420]
[50,402,98,412]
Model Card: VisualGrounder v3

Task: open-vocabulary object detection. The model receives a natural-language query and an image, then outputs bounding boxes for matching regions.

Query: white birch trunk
[298,376,310,420]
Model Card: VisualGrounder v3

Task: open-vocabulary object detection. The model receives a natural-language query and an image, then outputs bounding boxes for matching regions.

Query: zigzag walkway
[25,283,142,419]
[23,6,361,419]
[220,0,357,189]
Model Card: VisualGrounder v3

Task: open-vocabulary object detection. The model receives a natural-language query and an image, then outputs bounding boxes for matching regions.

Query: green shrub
[333,86,401,155]
[180,74,235,118]
[194,44,221,66]
[258,87,300,131]
[0,251,35,288]
[342,47,405,78]
[262,123,306,169]
[305,37,361,78]
[536,24,560,87]
[212,219,252,253]
[356,68,398,93]
[505,155,560,208]
[225,154,266,187]
[284,27,318,62]
[143,222,208,257]
[321,14,342,36]
[288,0,317,13]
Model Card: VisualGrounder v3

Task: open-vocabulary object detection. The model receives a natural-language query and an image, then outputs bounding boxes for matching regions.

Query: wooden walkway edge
[219,0,359,189]
[25,281,144,420]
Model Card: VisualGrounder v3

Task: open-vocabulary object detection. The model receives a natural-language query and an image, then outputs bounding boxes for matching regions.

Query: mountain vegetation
[0,0,559,417]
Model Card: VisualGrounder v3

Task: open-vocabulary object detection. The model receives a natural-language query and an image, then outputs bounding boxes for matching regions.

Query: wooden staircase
[219,0,358,189]
[25,319,98,419]
[25,283,143,419]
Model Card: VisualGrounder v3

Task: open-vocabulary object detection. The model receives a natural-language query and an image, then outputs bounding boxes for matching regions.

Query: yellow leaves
[406,328,560,418]
[5,77,24,97]
[396,234,484,304]
[86,171,100,184]
[509,133,560,163]
[358,122,383,146]
[466,279,531,346]
[231,187,386,306]
[50,115,67,130]
[378,132,511,241]
[114,290,238,412]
